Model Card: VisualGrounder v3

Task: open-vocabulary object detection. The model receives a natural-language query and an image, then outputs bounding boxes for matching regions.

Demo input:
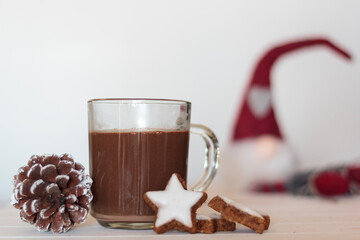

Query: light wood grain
[1,194,359,239]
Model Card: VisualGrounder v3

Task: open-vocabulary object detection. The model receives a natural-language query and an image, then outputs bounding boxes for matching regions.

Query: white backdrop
[1,0,360,204]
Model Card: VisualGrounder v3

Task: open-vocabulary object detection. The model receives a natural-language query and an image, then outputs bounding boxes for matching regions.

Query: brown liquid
[89,130,189,223]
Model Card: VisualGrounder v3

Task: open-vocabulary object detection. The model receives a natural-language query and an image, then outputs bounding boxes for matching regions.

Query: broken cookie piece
[196,214,216,234]
[196,213,235,233]
[262,214,270,230]
[208,195,269,234]
[210,213,236,232]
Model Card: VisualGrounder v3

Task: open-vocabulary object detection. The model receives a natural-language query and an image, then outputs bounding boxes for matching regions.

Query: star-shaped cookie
[143,173,207,233]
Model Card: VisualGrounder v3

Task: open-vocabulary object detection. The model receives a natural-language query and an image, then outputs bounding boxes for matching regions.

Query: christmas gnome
[220,37,352,193]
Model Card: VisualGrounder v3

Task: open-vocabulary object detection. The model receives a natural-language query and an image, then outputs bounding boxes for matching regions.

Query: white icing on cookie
[196,214,211,220]
[145,174,204,228]
[221,196,263,219]
[197,213,223,220]
[209,213,222,219]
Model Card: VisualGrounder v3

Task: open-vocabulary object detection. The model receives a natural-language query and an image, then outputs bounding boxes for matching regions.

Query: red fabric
[347,164,360,184]
[313,172,350,196]
[274,181,286,192]
[253,181,286,192]
[258,184,271,192]
[232,38,351,141]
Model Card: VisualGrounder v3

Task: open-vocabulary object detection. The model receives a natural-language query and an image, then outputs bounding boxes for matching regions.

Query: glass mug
[88,98,219,229]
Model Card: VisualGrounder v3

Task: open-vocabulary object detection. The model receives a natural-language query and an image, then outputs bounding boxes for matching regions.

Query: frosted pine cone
[11,154,93,233]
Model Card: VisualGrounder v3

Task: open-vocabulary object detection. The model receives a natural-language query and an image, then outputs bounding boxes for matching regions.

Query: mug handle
[189,124,220,191]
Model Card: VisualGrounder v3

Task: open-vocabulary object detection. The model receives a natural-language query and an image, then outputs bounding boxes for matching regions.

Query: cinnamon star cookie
[143,173,207,233]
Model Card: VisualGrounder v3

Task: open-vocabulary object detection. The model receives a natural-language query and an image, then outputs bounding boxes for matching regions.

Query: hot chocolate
[89,130,190,223]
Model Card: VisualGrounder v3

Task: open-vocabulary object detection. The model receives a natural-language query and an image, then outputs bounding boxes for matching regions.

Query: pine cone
[11,154,93,233]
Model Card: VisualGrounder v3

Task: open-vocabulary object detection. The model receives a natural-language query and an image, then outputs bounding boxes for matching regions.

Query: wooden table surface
[1,193,360,239]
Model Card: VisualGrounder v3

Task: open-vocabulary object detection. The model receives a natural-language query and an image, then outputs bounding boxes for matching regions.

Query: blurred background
[1,0,360,204]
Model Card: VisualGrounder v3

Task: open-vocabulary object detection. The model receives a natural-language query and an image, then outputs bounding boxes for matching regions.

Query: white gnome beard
[220,136,295,191]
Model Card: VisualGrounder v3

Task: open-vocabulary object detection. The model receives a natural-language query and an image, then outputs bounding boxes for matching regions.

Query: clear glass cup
[88,98,219,229]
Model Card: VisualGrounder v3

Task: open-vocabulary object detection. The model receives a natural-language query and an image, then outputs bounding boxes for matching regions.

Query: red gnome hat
[232,38,351,142]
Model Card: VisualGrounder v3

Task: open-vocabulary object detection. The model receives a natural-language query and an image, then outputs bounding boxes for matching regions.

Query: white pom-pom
[218,135,296,191]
